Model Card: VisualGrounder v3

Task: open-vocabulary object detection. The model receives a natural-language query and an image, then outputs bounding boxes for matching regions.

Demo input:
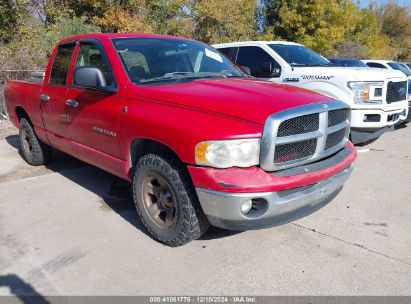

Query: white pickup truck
[213,41,409,144]
[362,60,411,123]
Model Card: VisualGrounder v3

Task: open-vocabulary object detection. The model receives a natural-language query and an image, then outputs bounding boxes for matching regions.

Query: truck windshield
[387,62,411,77]
[112,38,245,85]
[269,44,332,67]
[328,58,368,68]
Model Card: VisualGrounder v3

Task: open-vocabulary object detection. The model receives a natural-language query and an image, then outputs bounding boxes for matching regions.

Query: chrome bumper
[196,165,353,230]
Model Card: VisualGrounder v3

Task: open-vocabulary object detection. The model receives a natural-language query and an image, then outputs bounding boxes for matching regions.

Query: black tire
[132,153,209,247]
[19,117,52,166]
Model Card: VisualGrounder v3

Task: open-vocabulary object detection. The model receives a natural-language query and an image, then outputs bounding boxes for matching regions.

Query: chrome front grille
[274,139,317,163]
[325,128,346,150]
[260,101,350,171]
[277,113,319,136]
[328,109,347,127]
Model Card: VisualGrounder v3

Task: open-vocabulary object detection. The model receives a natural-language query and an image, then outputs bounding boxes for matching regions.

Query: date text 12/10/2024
[149,296,257,303]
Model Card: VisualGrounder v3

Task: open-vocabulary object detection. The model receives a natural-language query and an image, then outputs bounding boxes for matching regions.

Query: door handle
[66,99,78,107]
[40,94,50,102]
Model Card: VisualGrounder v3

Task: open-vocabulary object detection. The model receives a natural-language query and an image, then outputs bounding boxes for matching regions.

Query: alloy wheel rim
[141,174,178,229]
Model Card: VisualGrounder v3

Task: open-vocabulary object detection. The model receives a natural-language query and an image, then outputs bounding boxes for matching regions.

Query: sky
[357,0,411,7]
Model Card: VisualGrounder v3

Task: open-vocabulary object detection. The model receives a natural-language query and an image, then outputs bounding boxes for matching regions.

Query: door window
[218,47,238,61]
[236,46,281,77]
[49,43,76,85]
[75,42,115,87]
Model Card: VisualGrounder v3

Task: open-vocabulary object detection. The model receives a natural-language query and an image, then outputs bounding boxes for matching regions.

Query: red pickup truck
[4,33,356,246]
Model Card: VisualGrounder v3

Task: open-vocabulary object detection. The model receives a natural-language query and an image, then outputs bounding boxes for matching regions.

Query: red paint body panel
[136,79,332,125]
[65,87,123,159]
[120,89,263,166]
[188,142,357,193]
[4,33,356,194]
[5,81,43,128]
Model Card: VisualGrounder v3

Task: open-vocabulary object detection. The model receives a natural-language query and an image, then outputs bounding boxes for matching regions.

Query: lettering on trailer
[92,126,117,137]
[301,75,335,81]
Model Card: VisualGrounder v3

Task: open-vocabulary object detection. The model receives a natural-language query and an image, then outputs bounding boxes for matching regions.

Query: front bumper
[196,165,353,230]
[404,101,411,122]
[351,106,406,129]
[350,125,394,145]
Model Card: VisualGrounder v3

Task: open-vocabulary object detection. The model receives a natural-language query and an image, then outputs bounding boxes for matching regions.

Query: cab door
[40,42,76,153]
[65,39,123,170]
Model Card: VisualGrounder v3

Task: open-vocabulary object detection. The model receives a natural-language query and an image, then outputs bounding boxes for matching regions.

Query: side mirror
[74,66,117,92]
[260,62,281,78]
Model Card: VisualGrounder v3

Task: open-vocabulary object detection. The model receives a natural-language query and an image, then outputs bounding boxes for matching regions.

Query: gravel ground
[0,123,410,296]
[0,119,16,140]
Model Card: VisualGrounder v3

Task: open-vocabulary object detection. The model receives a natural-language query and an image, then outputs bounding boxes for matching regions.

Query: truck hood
[292,66,406,82]
[137,78,333,125]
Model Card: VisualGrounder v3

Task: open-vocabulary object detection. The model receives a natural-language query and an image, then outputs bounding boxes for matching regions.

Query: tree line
[0,0,410,70]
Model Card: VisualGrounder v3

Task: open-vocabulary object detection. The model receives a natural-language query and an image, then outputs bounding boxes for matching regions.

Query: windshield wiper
[164,72,195,77]
[139,71,241,84]
[196,72,232,78]
[139,73,195,84]
[291,63,334,67]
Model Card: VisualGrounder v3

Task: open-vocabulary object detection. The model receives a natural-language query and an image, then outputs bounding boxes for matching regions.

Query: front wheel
[19,117,52,166]
[132,153,209,246]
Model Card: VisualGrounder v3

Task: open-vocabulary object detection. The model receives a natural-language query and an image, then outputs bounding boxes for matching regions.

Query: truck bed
[5,80,44,129]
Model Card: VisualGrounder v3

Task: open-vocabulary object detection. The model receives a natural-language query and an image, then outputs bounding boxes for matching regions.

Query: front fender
[120,98,263,168]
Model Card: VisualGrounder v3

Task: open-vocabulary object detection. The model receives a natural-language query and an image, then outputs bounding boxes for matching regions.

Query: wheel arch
[15,106,31,126]
[129,138,184,176]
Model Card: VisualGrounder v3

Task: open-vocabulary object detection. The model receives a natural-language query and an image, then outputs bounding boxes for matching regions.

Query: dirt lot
[0,122,410,296]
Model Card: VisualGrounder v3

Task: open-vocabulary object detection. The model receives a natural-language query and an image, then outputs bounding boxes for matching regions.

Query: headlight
[195,139,260,168]
[347,81,384,104]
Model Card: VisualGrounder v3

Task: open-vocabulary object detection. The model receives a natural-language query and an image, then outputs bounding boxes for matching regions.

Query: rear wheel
[19,118,52,166]
[133,153,209,246]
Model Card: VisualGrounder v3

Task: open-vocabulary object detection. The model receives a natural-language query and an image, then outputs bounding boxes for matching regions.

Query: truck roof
[59,32,194,44]
[362,59,395,64]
